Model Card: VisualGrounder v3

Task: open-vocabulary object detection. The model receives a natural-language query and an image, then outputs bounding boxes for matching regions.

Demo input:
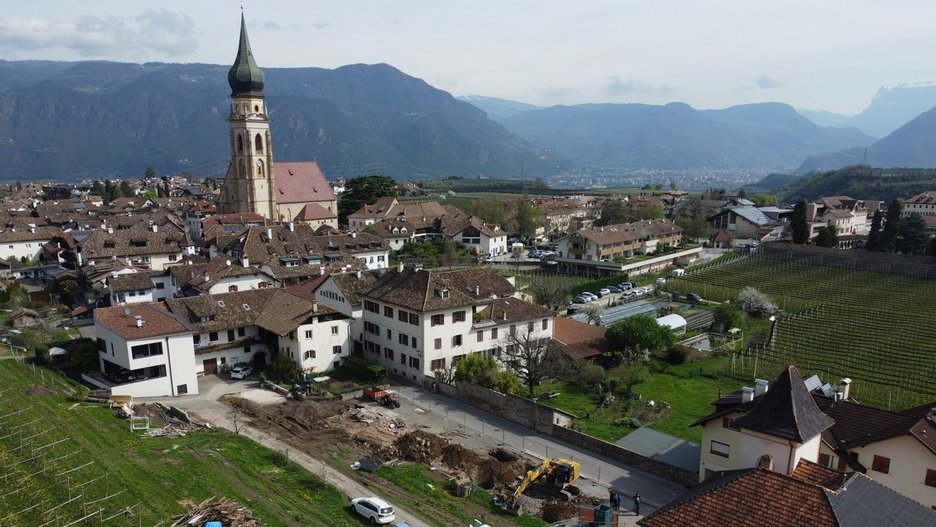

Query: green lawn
[636,359,745,443]
[0,360,362,526]
[537,358,746,444]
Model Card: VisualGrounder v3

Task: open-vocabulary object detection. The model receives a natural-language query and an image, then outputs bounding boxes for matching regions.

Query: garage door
[203,358,217,375]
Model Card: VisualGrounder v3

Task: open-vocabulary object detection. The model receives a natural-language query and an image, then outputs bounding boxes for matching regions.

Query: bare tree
[230,408,243,435]
[499,330,562,398]
[527,275,571,311]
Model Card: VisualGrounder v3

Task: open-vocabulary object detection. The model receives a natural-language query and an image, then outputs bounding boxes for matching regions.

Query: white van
[671,268,685,278]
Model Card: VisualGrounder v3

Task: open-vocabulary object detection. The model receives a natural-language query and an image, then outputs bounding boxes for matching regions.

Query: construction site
[225,388,627,527]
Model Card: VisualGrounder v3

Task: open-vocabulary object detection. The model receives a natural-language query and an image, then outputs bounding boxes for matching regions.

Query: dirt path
[161,386,437,527]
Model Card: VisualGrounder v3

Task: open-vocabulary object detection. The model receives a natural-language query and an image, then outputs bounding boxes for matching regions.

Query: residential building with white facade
[695,366,936,509]
[360,265,554,382]
[0,225,59,262]
[91,303,198,397]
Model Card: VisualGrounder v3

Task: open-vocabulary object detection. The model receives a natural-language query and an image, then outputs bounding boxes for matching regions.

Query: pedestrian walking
[633,493,641,515]
[609,490,619,510]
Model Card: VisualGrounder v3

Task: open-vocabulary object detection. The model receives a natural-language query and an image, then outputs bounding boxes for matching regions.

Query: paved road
[149,374,683,526]
[387,380,687,519]
[150,376,438,527]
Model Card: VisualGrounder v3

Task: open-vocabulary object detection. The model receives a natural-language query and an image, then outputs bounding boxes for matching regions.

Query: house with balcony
[90,303,198,397]
[555,219,695,275]
[163,288,351,377]
[359,264,554,382]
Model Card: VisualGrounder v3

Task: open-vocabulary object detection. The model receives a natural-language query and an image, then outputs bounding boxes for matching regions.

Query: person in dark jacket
[633,493,641,515]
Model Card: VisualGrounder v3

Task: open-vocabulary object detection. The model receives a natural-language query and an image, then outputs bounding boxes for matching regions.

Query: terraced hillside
[667,253,936,410]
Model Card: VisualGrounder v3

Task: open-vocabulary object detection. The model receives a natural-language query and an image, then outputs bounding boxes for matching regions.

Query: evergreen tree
[896,213,930,255]
[881,198,903,253]
[814,221,838,248]
[927,236,936,257]
[337,175,397,225]
[119,180,134,198]
[866,209,883,251]
[791,199,810,244]
[144,165,157,179]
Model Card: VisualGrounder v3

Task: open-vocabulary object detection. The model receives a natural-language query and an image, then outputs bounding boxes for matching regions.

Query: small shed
[656,313,687,335]
[10,307,41,328]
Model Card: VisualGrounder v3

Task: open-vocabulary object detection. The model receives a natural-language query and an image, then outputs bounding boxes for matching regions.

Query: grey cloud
[756,74,784,89]
[0,11,197,57]
[134,10,198,56]
[605,76,674,96]
[312,21,333,30]
[261,21,282,31]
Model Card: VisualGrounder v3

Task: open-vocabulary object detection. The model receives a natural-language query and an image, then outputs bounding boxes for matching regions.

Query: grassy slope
[0,360,361,527]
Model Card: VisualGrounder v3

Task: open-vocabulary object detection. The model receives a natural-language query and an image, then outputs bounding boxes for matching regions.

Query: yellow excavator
[494,458,581,515]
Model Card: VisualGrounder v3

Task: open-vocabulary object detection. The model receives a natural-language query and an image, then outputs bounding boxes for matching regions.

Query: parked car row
[568,281,655,305]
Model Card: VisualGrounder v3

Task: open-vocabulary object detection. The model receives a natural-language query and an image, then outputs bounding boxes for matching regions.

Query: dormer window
[243,304,251,311]
[217,301,225,307]
[441,288,449,299]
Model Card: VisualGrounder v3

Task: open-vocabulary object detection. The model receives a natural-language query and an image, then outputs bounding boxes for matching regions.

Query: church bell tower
[219,13,278,219]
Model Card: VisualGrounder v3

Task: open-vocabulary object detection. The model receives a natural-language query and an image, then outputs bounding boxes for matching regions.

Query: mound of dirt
[474,457,521,489]
[26,384,54,397]
[541,499,577,523]
[441,443,481,470]
[395,430,447,464]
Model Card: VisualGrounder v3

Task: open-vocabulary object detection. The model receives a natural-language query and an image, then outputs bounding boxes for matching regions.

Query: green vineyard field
[667,252,936,410]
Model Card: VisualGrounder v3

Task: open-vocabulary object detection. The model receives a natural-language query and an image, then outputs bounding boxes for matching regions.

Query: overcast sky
[0,1,934,115]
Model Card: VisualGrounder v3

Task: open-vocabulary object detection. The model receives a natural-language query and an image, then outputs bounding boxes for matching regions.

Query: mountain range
[798,83,936,138]
[5,57,936,183]
[796,105,936,174]
[0,60,564,182]
[494,101,874,171]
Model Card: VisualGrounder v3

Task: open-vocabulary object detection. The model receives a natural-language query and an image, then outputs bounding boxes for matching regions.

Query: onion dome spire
[227,13,265,97]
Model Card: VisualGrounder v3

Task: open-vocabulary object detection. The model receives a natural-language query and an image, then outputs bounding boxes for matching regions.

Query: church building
[218,14,338,229]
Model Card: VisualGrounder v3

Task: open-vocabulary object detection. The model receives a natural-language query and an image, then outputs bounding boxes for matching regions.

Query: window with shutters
[925,469,936,487]
[871,455,890,474]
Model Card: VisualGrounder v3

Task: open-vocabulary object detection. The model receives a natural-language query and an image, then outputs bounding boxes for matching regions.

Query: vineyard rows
[667,253,936,409]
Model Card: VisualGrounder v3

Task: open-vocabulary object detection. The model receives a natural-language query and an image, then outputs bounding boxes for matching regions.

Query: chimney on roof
[151,223,158,233]
[312,302,318,313]
[225,259,231,267]
[502,310,507,321]
[266,227,272,239]
[397,261,404,273]
[107,227,114,234]
[757,454,774,471]
[135,316,144,328]
[356,270,362,279]
[350,231,357,238]
[838,378,852,400]
[76,246,83,267]
[475,285,480,296]
[754,378,769,398]
[319,266,325,276]
[242,257,249,268]
[288,221,295,232]
[741,386,754,403]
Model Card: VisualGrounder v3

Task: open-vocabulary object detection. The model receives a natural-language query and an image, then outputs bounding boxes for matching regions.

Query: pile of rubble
[171,497,259,527]
[394,430,447,464]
